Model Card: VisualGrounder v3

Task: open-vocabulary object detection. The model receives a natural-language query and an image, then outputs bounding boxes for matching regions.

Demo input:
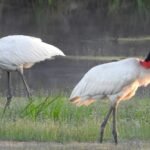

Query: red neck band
[140,60,150,69]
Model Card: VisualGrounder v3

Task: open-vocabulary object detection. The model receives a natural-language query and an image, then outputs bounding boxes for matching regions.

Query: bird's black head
[145,52,150,61]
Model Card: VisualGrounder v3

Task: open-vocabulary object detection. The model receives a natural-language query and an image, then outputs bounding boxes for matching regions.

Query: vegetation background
[1,0,150,94]
[0,0,150,56]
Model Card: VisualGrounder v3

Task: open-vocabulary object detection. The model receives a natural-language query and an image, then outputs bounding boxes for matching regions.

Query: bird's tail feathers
[44,43,65,57]
[70,96,95,106]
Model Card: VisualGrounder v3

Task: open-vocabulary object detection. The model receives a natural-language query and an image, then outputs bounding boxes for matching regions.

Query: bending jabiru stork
[0,35,65,113]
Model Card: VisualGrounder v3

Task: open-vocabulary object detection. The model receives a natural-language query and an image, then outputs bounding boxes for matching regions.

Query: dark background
[0,0,150,56]
[0,0,150,96]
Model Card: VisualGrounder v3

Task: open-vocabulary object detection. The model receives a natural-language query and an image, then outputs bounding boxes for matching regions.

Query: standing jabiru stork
[69,52,150,144]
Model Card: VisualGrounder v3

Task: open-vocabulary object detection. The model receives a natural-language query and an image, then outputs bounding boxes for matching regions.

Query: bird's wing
[70,58,140,102]
[0,35,65,66]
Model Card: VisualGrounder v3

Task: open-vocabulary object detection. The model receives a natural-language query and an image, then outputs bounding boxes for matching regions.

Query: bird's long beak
[145,52,150,61]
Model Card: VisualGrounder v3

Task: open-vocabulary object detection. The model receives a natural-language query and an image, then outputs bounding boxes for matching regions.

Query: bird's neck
[140,60,150,69]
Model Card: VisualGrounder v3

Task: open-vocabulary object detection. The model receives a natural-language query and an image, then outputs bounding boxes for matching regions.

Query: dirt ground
[0,140,149,150]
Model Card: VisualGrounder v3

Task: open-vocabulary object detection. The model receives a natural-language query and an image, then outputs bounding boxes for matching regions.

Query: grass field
[0,95,149,143]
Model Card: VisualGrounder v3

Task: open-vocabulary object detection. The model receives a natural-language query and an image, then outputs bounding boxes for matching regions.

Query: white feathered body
[70,58,150,106]
[0,35,65,71]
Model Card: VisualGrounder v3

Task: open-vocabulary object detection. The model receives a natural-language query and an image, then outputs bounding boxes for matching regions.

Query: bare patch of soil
[0,140,149,150]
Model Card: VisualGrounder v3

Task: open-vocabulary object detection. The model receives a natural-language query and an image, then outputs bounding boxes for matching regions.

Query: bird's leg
[100,105,113,143]
[17,69,32,100]
[112,104,118,144]
[3,71,13,114]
